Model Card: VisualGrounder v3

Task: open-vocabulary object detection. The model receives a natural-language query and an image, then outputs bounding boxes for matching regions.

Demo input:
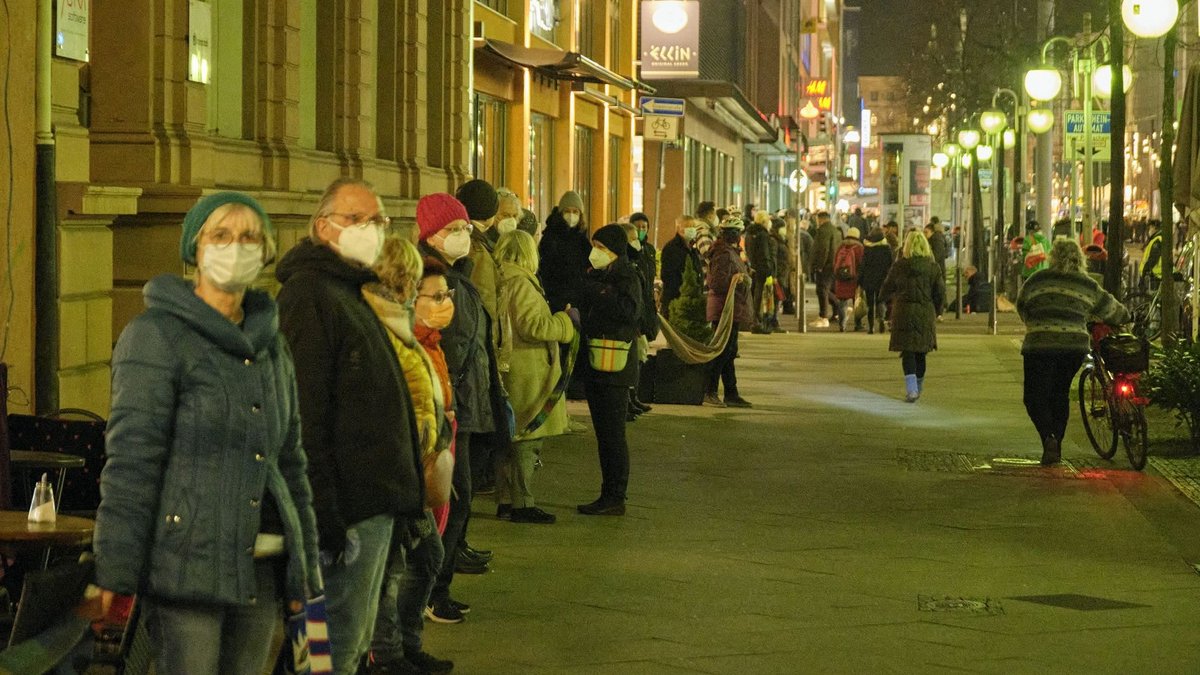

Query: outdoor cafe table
[0,511,93,553]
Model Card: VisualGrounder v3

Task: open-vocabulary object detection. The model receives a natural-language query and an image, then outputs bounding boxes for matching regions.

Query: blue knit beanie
[180,191,273,265]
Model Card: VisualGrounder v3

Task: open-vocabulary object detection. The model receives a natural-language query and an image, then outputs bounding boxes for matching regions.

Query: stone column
[256,0,303,190]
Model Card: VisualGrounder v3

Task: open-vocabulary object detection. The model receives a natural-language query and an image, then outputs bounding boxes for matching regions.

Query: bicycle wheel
[1123,404,1149,471]
[1078,364,1118,459]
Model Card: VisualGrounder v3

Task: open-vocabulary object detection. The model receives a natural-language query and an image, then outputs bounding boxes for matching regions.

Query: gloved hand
[564,304,581,326]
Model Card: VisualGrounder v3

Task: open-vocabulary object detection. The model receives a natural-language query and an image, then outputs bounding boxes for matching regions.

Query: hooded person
[416,192,504,623]
[703,220,754,408]
[859,226,894,334]
[576,224,645,516]
[538,190,591,312]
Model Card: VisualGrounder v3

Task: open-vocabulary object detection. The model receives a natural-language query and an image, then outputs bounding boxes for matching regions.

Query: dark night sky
[855,0,1108,76]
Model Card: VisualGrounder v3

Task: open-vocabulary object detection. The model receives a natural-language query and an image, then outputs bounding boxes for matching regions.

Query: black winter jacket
[276,240,424,551]
[538,208,591,312]
[660,234,701,315]
[580,256,644,387]
[744,222,776,277]
[859,235,894,292]
[630,243,659,338]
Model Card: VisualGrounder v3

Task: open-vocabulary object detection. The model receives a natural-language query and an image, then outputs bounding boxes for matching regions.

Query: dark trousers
[372,512,443,662]
[901,351,927,378]
[707,323,740,398]
[585,382,630,502]
[1023,351,1085,441]
[865,288,885,330]
[431,430,471,602]
[815,271,836,319]
[751,272,768,327]
[469,431,495,491]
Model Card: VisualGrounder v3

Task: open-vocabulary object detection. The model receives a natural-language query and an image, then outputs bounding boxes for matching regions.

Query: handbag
[422,448,454,509]
[587,338,632,373]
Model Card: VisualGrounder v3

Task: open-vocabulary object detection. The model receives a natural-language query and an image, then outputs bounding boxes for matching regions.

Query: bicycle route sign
[1063,110,1112,162]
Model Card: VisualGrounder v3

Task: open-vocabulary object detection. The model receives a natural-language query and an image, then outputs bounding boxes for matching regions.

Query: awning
[574,86,640,116]
[476,39,655,93]
[638,80,777,143]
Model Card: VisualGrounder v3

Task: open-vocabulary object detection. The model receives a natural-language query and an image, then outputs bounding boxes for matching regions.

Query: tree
[668,257,713,343]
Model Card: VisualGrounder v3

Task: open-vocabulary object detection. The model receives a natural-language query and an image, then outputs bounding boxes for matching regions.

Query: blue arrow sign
[639,96,686,116]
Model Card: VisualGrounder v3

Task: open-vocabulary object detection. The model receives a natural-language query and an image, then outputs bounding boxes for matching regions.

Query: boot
[1040,435,1061,466]
[904,374,920,403]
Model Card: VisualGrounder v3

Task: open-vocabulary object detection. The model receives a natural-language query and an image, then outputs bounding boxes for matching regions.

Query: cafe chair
[7,409,107,516]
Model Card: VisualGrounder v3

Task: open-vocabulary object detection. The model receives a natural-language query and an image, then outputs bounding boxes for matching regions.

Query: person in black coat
[859,226,894,334]
[538,191,591,312]
[659,215,701,319]
[622,221,658,417]
[577,224,644,516]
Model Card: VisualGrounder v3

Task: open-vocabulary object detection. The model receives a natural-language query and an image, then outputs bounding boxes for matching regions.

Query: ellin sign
[640,1,700,79]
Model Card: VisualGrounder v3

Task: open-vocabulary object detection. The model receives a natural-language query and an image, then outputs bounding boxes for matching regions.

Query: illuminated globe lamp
[800,101,820,120]
[962,153,973,168]
[957,128,982,151]
[932,152,950,169]
[1092,64,1135,99]
[980,109,1008,135]
[1121,0,1180,38]
[1027,108,1055,134]
[944,142,962,158]
[1024,67,1063,102]
[976,145,995,162]
[1002,129,1017,150]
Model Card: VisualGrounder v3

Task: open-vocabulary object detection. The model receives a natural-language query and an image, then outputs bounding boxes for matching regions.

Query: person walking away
[364,238,454,674]
[276,180,423,674]
[704,220,754,408]
[413,258,456,537]
[809,211,841,328]
[622,221,659,418]
[770,216,794,329]
[659,215,701,319]
[493,231,579,523]
[848,207,867,233]
[858,226,894,334]
[538,191,591,312]
[832,227,865,332]
[1017,238,1129,465]
[925,220,948,278]
[416,194,501,623]
[880,231,946,403]
[577,225,644,515]
[1021,221,1051,280]
[744,211,777,333]
[96,193,320,675]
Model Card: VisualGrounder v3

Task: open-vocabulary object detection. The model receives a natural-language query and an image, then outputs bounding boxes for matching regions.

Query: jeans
[1023,351,1085,441]
[901,351,927,378]
[371,512,444,663]
[496,439,543,509]
[585,382,630,502]
[707,324,740,398]
[143,558,280,675]
[322,513,394,675]
[814,270,836,319]
[431,430,471,603]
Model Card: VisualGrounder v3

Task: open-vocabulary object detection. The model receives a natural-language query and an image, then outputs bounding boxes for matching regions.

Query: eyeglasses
[325,212,392,229]
[441,223,473,235]
[203,228,266,249]
[417,289,456,304]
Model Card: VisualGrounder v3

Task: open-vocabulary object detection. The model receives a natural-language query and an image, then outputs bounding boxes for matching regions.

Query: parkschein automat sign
[640,1,700,79]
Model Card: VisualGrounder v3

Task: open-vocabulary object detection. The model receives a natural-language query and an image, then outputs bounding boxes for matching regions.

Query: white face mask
[440,229,473,261]
[497,217,518,235]
[589,247,615,270]
[683,227,698,241]
[563,213,581,228]
[331,222,384,267]
[200,243,263,292]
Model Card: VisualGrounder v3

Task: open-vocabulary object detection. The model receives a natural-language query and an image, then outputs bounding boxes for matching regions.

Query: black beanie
[592,224,629,258]
[454,179,499,221]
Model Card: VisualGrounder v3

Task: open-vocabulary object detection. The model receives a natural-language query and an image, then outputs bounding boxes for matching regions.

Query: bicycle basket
[1099,334,1149,374]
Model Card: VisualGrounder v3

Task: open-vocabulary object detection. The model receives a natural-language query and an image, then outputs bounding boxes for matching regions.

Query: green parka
[880,256,946,354]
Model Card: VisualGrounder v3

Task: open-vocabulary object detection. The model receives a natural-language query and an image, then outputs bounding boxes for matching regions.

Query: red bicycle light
[1119,382,1133,396]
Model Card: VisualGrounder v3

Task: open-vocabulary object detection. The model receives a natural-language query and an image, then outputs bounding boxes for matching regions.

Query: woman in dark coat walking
[880,230,946,402]
[859,226,894,334]
[577,224,644,516]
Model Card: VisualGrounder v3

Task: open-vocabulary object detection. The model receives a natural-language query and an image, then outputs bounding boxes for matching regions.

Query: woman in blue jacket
[94,192,322,674]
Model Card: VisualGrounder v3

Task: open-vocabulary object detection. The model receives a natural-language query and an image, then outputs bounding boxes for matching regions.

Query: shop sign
[805,79,833,111]
[56,0,90,62]
[640,1,700,79]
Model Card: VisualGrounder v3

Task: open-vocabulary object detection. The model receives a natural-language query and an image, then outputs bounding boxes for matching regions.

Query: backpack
[834,245,858,282]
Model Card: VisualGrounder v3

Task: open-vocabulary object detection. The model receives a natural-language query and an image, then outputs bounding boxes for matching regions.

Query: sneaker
[453,551,489,575]
[448,598,471,614]
[808,318,830,328]
[567,417,589,433]
[702,393,727,407]
[496,503,512,520]
[461,545,492,563]
[577,499,626,516]
[1040,435,1061,466]
[724,396,752,408]
[424,599,465,624]
[405,650,454,674]
[509,506,557,524]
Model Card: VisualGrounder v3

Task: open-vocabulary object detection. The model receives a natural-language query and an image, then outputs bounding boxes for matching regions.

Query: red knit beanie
[417,193,469,241]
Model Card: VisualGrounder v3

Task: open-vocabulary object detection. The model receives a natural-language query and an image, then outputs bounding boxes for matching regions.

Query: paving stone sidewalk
[424,321,1200,674]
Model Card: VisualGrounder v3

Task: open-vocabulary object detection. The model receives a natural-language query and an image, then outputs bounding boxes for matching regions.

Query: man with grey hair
[276,178,431,673]
[495,188,523,240]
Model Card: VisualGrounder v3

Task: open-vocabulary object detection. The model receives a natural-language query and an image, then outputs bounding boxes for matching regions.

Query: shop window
[529,113,555,219]
[206,0,252,140]
[574,125,595,218]
[608,135,622,222]
[472,93,509,186]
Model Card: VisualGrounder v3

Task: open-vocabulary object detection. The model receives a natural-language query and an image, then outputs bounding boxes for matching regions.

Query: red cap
[417,193,469,241]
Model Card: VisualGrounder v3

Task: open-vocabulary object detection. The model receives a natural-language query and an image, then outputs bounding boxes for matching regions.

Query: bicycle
[1126,240,1195,343]
[1077,325,1151,471]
